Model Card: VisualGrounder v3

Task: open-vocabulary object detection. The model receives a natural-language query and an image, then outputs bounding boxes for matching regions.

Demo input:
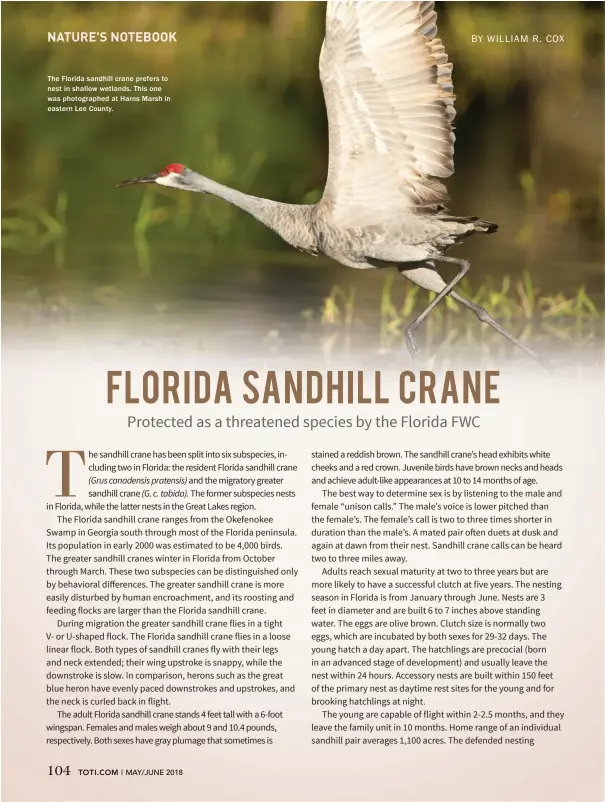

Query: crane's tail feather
[438,215,499,234]
[472,218,498,234]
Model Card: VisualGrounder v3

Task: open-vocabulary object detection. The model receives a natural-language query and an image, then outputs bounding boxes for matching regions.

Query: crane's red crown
[159,163,185,176]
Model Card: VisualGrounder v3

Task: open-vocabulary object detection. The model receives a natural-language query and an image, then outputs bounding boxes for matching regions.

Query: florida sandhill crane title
[106,370,500,406]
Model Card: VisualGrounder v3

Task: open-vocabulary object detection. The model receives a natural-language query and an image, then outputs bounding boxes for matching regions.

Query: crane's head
[117,163,189,189]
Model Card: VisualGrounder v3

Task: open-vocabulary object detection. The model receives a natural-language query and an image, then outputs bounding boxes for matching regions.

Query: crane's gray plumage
[118,0,544,365]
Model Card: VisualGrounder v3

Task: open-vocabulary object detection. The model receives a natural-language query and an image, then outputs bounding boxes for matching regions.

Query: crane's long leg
[398,256,469,359]
[448,290,547,366]
[398,256,547,367]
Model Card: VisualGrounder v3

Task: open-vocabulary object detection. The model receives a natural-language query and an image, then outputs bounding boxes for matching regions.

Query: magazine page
[2,2,603,801]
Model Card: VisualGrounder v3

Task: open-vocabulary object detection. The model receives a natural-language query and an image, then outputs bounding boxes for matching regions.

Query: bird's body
[118,0,543,365]
[167,170,491,268]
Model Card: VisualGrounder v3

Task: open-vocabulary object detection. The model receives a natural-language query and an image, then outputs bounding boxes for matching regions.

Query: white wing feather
[318,0,456,227]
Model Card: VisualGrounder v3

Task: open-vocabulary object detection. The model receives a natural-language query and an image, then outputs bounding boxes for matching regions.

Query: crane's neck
[176,171,318,253]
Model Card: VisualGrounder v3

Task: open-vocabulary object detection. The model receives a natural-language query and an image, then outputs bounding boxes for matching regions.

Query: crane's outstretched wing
[318,0,456,227]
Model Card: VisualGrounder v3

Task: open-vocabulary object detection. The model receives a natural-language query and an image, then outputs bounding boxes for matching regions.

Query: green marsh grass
[1,191,68,269]
[319,273,602,354]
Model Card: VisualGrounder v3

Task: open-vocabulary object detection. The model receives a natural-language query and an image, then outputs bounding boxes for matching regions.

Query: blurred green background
[1,1,604,353]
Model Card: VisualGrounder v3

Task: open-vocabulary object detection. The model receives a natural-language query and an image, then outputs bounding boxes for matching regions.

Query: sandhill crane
[118,0,543,365]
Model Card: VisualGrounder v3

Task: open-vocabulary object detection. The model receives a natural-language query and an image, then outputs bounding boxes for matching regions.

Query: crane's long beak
[116,173,159,188]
